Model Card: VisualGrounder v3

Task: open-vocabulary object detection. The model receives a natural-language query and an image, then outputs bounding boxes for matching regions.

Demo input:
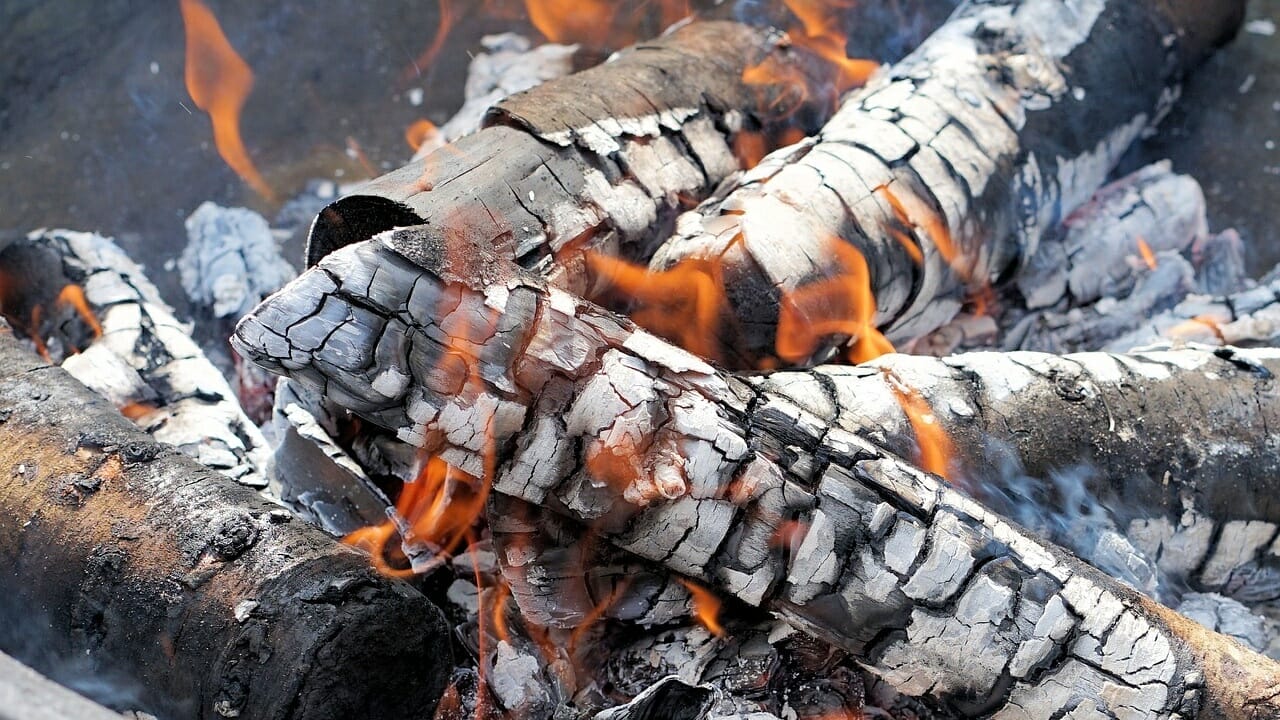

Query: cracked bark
[641,0,1245,368]
[235,235,1280,718]
[304,20,843,290]
[0,323,451,720]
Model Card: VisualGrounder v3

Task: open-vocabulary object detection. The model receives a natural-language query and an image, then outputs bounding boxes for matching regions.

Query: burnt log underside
[235,234,1280,718]
[643,0,1246,368]
[0,326,451,720]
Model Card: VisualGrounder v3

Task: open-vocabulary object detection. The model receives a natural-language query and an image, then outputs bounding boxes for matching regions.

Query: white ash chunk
[1177,593,1273,655]
[180,202,296,318]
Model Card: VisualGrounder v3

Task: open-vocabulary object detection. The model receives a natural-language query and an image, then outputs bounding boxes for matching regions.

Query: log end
[237,553,454,720]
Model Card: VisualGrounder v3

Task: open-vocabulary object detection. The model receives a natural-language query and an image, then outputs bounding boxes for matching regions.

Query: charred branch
[305,21,840,289]
[0,230,272,488]
[0,324,450,720]
[236,235,1280,717]
[641,0,1245,368]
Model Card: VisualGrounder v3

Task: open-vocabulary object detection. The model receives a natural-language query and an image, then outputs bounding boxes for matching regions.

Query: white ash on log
[752,347,1280,600]
[304,20,843,281]
[0,230,271,488]
[409,33,578,158]
[638,0,1245,368]
[0,325,451,720]
[1014,162,1208,311]
[235,236,1280,717]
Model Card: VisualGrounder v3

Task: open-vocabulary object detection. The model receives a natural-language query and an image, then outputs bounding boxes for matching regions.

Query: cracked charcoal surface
[647,0,1245,368]
[235,234,1280,717]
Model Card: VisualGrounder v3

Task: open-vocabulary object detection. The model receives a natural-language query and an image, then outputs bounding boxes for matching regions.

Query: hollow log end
[306,196,424,268]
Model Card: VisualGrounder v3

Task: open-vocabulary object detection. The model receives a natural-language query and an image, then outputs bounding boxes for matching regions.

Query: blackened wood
[643,0,1246,368]
[234,236,1280,717]
[304,20,840,291]
[0,327,451,720]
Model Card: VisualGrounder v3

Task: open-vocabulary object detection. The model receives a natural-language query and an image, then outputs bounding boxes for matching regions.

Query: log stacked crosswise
[235,235,1280,718]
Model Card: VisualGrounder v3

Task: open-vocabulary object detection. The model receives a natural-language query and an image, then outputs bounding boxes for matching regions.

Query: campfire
[3,1,1280,718]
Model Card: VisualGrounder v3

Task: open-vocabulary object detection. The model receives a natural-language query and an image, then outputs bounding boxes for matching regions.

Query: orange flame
[405,119,441,153]
[1167,315,1226,344]
[523,0,692,47]
[180,0,275,202]
[780,0,879,92]
[55,284,102,339]
[877,184,993,315]
[679,579,725,636]
[884,370,958,481]
[119,402,157,420]
[402,0,460,83]
[1136,237,1158,271]
[776,240,895,365]
[586,251,728,363]
[524,0,616,44]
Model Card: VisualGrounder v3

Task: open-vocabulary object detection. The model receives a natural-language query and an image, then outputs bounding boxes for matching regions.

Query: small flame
[405,119,441,153]
[884,370,959,481]
[55,284,102,339]
[523,0,692,47]
[1167,314,1226,344]
[402,0,460,83]
[180,0,275,202]
[679,579,725,637]
[779,0,880,92]
[776,239,895,365]
[524,0,616,44]
[877,184,993,315]
[1136,237,1158,271]
[586,251,728,363]
[119,402,157,420]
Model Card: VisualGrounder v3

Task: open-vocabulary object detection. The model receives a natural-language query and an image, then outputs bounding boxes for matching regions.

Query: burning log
[757,347,1280,600]
[235,235,1280,717]
[0,230,272,488]
[634,0,1245,368]
[0,325,451,720]
[303,20,842,285]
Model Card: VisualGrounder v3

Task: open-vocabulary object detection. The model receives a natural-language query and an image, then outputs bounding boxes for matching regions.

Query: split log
[304,20,841,287]
[235,235,1280,717]
[640,0,1245,368]
[0,325,451,720]
[0,230,272,488]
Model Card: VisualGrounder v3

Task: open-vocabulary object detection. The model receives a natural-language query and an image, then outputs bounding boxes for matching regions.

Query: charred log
[0,325,450,720]
[236,235,1280,717]
[639,0,1245,368]
[304,21,840,288]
